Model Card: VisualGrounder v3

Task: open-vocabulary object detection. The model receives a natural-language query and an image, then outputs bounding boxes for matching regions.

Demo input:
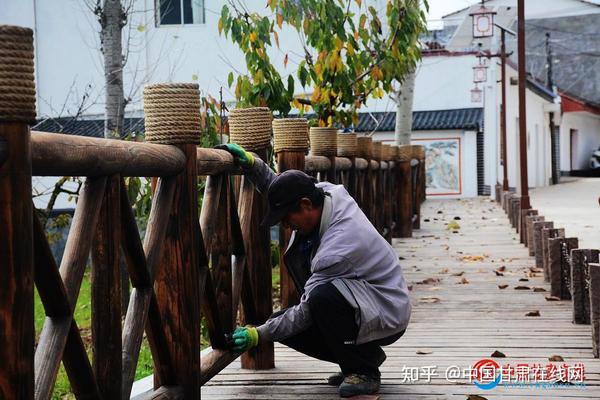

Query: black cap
[261,170,318,227]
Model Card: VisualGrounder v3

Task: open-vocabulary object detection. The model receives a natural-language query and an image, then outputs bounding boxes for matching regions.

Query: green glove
[219,143,254,168]
[231,326,259,353]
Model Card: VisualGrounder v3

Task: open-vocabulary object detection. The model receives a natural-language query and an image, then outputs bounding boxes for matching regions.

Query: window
[157,0,205,26]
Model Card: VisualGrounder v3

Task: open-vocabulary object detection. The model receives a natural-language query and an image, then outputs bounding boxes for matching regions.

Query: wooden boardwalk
[201,198,600,399]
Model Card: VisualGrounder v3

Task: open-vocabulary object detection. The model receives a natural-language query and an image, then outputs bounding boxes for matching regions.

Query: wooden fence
[499,191,600,359]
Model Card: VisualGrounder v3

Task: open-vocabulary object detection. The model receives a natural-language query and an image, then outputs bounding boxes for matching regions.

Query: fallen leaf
[525,310,541,317]
[454,216,461,220]
[416,349,433,354]
[461,255,486,262]
[457,277,470,284]
[498,284,509,289]
[451,271,465,277]
[490,350,506,358]
[519,278,529,282]
[407,285,413,291]
[466,395,488,400]
[447,221,461,230]
[514,286,531,290]
[495,271,504,276]
[545,296,560,301]
[530,267,543,273]
[533,287,547,292]
[549,355,564,362]
[417,277,440,285]
[437,210,443,214]
[399,256,406,260]
[418,296,441,303]
[424,218,430,222]
[440,268,449,274]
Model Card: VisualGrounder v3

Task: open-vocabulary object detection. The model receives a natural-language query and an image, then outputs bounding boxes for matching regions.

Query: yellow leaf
[304,104,311,113]
[191,74,198,81]
[283,53,288,68]
[235,82,241,99]
[277,13,283,29]
[334,37,343,51]
[347,42,354,56]
[315,63,322,76]
[327,115,333,126]
[273,30,279,48]
[249,32,258,43]
[355,0,362,7]
[137,24,145,32]
[218,18,223,35]
[311,87,321,103]
[292,98,302,109]
[354,30,359,41]
[303,18,309,32]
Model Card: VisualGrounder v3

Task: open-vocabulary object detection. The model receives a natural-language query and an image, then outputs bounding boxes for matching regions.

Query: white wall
[497,64,553,189]
[560,111,600,171]
[374,129,479,198]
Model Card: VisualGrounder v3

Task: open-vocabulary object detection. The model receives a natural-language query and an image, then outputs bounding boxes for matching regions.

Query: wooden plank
[202,198,600,399]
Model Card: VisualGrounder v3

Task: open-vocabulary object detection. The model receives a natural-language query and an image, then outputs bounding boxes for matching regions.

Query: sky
[424,0,481,28]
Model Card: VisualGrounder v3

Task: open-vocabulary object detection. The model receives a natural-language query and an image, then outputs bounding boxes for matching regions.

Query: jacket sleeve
[245,157,276,194]
[256,295,312,342]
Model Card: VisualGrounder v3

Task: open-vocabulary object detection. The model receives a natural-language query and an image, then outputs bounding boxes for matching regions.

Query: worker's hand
[216,143,254,168]
[231,326,259,353]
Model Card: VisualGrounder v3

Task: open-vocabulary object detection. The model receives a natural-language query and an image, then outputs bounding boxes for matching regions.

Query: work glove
[216,143,255,168]
[230,326,259,353]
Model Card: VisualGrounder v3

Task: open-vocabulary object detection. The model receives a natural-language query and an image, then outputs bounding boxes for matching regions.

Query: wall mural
[414,137,462,196]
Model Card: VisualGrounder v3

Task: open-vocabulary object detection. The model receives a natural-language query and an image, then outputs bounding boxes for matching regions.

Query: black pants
[273,282,405,376]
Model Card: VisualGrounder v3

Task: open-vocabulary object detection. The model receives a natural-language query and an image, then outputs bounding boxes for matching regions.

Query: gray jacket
[249,159,411,345]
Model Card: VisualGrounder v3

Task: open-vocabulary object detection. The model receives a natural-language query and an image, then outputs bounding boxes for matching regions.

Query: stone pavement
[530,177,600,249]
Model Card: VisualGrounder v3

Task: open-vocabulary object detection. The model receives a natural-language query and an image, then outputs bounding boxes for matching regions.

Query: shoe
[338,373,381,398]
[327,371,344,386]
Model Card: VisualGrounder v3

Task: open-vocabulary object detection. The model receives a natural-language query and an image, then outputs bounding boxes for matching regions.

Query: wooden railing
[1,122,424,400]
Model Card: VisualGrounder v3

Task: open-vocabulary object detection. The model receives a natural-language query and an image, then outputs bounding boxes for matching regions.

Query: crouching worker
[220,143,412,398]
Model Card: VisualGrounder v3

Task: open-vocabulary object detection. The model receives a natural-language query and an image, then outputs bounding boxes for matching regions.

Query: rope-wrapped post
[274,117,308,308]
[390,145,400,233]
[0,25,35,400]
[548,237,578,300]
[143,83,202,395]
[356,136,373,220]
[229,107,274,369]
[589,263,600,357]
[396,145,413,238]
[337,132,357,197]
[572,249,599,324]
[309,126,337,184]
[525,214,543,253]
[542,227,565,283]
[533,221,554,276]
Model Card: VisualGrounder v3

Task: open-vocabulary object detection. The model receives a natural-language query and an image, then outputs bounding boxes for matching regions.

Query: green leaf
[287,74,295,98]
[228,72,234,88]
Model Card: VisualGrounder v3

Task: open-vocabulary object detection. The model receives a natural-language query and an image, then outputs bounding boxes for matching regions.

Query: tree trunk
[394,69,416,146]
[100,0,129,311]
[101,0,125,139]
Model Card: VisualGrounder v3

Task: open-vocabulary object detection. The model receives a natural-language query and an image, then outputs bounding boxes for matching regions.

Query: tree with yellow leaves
[220,0,427,127]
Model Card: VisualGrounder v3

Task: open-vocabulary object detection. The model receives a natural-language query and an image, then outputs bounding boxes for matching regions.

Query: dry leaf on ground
[498,284,509,289]
[490,350,506,358]
[419,297,441,303]
[514,286,531,290]
[533,287,547,292]
[416,349,433,355]
[525,310,541,317]
[549,355,564,362]
[545,296,560,301]
[451,271,465,277]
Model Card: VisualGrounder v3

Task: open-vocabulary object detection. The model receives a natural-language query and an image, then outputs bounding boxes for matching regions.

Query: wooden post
[412,145,425,230]
[525,214,543,253]
[0,122,34,400]
[572,250,599,324]
[533,221,553,273]
[397,145,412,238]
[153,143,201,396]
[521,209,537,245]
[91,174,122,399]
[589,263,600,357]
[548,237,578,300]
[0,25,35,400]
[277,150,305,308]
[241,149,274,370]
[542,227,564,283]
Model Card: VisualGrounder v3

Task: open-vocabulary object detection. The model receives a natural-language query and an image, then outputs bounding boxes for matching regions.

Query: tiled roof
[33,117,146,138]
[33,108,484,138]
[354,108,483,133]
